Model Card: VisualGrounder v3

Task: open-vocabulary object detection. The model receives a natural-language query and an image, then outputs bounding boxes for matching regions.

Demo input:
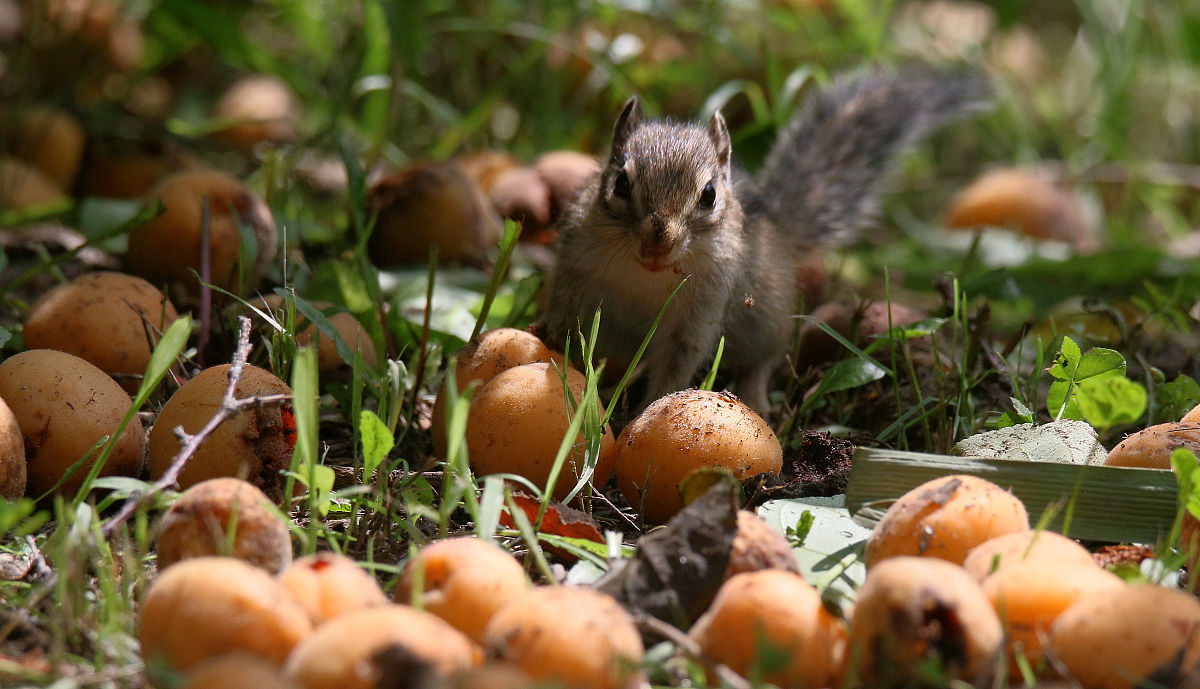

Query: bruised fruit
[726,510,801,578]
[962,529,1095,581]
[283,605,477,689]
[465,362,616,501]
[945,167,1096,252]
[483,586,644,689]
[155,478,292,573]
[23,272,180,393]
[432,327,560,456]
[147,364,295,502]
[180,653,303,689]
[0,396,26,499]
[615,389,782,524]
[1104,422,1200,469]
[0,157,68,211]
[0,349,144,497]
[395,536,527,644]
[4,105,85,190]
[863,474,1029,568]
[533,150,600,216]
[125,170,278,300]
[689,570,847,688]
[983,560,1123,671]
[1048,584,1200,689]
[851,556,1003,687]
[367,161,501,266]
[278,552,387,625]
[212,74,299,150]
[138,557,312,671]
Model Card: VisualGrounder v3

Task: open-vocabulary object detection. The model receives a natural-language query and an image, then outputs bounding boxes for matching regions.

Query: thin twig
[632,613,753,689]
[101,317,273,539]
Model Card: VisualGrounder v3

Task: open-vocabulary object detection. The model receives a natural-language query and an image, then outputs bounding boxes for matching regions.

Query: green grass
[4,0,1200,686]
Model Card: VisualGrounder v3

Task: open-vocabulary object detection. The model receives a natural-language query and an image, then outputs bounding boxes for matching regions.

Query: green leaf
[814,357,888,397]
[699,336,725,392]
[1171,447,1200,522]
[1158,374,1200,423]
[132,316,192,407]
[1076,375,1147,430]
[291,348,320,466]
[295,464,336,517]
[359,409,393,478]
[1046,337,1130,422]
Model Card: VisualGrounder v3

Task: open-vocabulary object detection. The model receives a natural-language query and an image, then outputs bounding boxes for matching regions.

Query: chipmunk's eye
[698,180,716,209]
[613,170,631,200]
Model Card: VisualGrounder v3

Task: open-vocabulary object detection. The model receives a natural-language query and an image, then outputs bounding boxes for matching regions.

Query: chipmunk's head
[598,96,736,272]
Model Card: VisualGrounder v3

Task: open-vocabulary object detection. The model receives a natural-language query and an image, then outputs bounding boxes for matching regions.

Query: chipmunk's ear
[707,110,731,171]
[612,96,642,154]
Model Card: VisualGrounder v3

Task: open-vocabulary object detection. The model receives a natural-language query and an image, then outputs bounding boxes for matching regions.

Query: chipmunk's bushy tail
[758,68,991,245]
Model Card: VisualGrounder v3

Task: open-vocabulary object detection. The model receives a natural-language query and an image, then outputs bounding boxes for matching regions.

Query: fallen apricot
[23,271,180,394]
[147,364,295,502]
[284,605,477,689]
[483,586,643,689]
[155,477,293,573]
[615,389,782,524]
[863,474,1029,568]
[689,569,847,688]
[138,557,312,672]
[278,552,387,625]
[394,536,527,644]
[465,362,616,501]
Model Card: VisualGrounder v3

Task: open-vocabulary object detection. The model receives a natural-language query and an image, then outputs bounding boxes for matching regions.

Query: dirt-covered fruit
[147,364,295,502]
[483,586,643,689]
[23,271,180,393]
[283,605,477,689]
[155,477,292,573]
[615,389,782,524]
[864,474,1029,567]
[689,569,848,688]
[850,556,1003,687]
[0,349,144,497]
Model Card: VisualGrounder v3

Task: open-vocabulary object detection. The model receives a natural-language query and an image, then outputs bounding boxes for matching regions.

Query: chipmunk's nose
[639,215,681,258]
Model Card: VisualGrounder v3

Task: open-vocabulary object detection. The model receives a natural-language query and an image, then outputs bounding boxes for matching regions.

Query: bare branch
[101,317,287,539]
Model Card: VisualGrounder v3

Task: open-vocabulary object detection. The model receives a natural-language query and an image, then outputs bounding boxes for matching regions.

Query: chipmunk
[539,69,990,413]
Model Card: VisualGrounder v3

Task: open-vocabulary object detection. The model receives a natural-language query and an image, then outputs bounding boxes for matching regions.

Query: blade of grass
[470,218,522,342]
